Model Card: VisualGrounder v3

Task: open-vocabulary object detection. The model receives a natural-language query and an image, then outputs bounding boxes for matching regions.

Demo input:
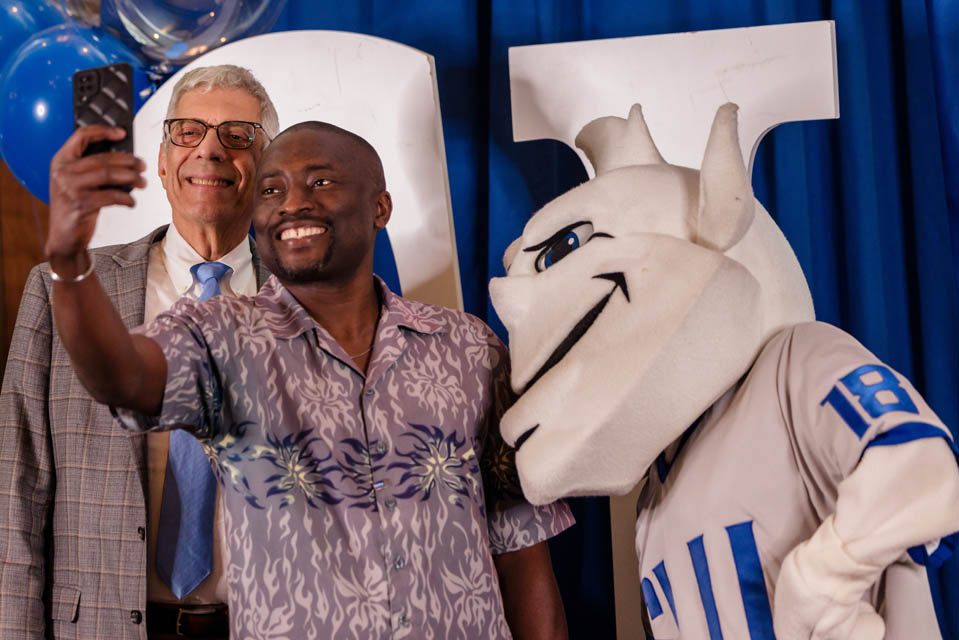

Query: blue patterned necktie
[156,261,231,598]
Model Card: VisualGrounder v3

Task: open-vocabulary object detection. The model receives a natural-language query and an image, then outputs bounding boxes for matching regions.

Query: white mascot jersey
[490,104,959,639]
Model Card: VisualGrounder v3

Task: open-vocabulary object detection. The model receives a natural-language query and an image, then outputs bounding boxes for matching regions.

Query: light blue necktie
[156,261,231,598]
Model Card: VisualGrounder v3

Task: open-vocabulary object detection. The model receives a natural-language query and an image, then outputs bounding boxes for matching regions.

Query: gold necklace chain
[348,345,372,359]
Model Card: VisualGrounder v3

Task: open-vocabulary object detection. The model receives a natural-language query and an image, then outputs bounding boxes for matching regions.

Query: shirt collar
[260,275,448,340]
[162,222,254,297]
[376,277,448,336]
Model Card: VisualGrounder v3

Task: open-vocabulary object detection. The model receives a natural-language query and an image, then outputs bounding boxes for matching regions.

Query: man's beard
[266,235,333,283]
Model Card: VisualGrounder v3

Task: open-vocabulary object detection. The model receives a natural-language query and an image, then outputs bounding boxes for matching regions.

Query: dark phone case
[73,63,134,157]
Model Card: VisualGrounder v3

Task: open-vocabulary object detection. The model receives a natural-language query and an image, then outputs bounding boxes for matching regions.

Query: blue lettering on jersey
[822,364,919,438]
[726,521,775,638]
[645,520,773,639]
[688,534,724,639]
[840,365,918,417]
[821,386,870,437]
[653,560,678,623]
[642,577,664,619]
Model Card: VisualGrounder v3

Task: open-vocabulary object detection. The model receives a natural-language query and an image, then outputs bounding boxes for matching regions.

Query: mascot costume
[489,103,959,639]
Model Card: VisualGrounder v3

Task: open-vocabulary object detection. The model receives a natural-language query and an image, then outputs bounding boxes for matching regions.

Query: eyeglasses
[163,118,269,150]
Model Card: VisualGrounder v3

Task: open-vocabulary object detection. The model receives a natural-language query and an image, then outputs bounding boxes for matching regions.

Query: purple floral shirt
[116,276,573,640]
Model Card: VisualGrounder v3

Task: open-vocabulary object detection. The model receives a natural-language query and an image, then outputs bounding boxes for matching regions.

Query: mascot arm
[774,437,959,639]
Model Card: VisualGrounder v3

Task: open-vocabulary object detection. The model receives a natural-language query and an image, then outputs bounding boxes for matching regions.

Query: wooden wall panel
[0,161,48,372]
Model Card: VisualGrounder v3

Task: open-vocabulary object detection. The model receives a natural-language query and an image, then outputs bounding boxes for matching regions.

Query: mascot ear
[695,103,755,252]
[575,104,666,175]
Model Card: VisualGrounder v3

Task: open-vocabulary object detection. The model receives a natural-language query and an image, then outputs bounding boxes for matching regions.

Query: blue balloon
[0,1,67,72]
[0,23,151,202]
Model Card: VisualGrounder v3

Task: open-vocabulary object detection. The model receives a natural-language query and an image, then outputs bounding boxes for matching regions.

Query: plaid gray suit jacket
[0,226,269,639]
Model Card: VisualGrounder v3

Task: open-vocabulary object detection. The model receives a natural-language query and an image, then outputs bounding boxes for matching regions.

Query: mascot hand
[773,558,885,639]
[773,516,884,639]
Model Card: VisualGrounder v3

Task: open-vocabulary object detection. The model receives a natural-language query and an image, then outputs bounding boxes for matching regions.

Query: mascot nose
[489,276,531,332]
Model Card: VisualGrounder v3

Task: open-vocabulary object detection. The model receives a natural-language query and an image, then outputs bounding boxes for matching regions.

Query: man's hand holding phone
[45,125,146,279]
[46,61,144,279]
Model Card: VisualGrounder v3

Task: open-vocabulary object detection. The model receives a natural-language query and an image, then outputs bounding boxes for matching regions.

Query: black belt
[146,602,229,639]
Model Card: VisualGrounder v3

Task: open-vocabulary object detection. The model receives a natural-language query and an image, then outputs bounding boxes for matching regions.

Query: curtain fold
[926,0,959,294]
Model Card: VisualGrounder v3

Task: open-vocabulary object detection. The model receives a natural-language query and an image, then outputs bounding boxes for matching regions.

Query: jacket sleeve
[0,266,55,639]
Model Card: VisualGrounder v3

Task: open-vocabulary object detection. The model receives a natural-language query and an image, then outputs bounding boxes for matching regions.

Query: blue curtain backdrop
[271,1,959,637]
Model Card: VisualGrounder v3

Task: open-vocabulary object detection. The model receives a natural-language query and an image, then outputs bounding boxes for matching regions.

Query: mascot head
[489,103,814,505]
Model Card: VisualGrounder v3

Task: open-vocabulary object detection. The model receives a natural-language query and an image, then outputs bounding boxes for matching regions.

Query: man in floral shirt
[46,120,574,639]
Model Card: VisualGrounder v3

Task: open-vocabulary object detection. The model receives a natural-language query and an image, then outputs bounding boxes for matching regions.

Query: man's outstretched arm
[46,125,165,414]
[494,541,568,640]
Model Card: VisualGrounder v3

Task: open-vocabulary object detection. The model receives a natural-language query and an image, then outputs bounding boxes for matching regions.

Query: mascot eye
[532,222,596,272]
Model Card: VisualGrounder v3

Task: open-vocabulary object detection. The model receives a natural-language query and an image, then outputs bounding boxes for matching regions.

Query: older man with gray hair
[0,64,277,640]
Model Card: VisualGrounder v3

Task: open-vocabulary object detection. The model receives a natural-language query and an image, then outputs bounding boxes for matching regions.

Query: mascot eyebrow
[521,220,613,272]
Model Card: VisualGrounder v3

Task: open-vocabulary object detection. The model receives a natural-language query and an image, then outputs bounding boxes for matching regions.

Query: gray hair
[164,64,279,142]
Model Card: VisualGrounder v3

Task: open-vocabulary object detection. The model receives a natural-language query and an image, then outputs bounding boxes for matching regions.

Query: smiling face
[489,104,813,505]
[158,86,265,231]
[251,124,391,286]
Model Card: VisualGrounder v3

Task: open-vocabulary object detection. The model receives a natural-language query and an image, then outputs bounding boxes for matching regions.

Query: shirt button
[399,612,409,626]
[365,388,374,396]
[384,497,397,509]
[372,441,387,455]
[137,526,145,540]
[393,555,406,570]
[130,610,143,624]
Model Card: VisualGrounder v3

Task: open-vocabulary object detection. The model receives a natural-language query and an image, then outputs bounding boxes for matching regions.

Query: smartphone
[73,62,134,157]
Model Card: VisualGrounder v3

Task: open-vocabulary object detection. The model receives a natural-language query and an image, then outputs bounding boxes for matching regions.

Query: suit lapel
[102,226,166,328]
